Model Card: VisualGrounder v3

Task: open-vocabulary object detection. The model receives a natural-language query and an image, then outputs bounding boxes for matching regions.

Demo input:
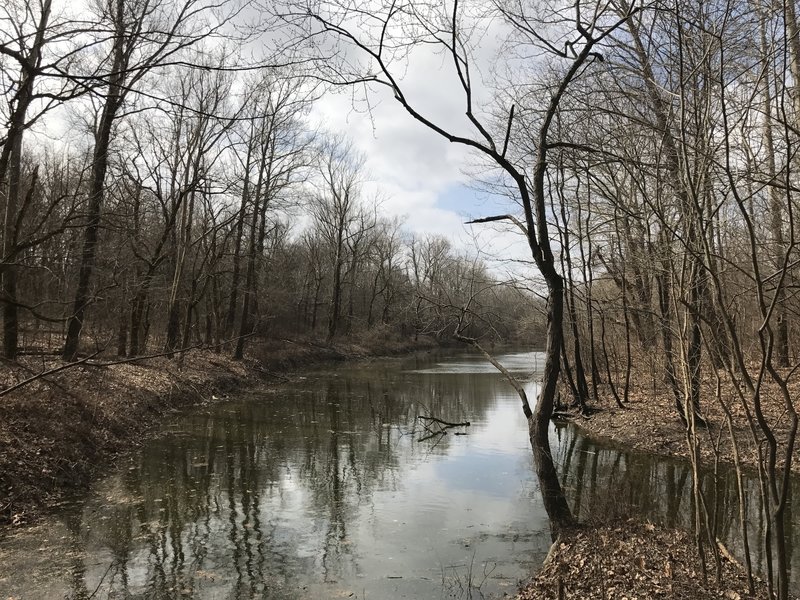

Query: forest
[2,0,800,598]
[0,2,537,363]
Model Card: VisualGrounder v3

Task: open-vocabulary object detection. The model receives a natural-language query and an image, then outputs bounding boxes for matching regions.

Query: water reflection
[0,353,553,599]
[554,424,800,591]
[0,351,797,598]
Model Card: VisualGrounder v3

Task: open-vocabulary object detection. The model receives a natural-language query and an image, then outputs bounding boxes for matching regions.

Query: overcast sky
[305,35,535,279]
[21,2,537,280]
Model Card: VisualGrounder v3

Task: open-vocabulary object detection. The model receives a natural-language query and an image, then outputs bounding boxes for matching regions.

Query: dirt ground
[516,519,779,599]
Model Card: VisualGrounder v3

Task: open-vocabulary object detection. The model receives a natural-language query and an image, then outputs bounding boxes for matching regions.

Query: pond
[0,350,797,598]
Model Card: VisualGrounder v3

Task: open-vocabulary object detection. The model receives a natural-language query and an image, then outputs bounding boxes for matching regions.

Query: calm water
[0,351,797,598]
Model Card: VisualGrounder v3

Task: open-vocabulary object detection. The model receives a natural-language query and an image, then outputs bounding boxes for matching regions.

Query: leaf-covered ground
[0,350,250,527]
[568,366,800,476]
[516,520,783,599]
[530,369,800,599]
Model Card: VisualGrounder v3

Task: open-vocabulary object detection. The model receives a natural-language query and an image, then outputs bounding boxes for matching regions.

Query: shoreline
[516,519,775,599]
[3,344,794,599]
[514,370,800,599]
[0,334,438,528]
[563,376,800,478]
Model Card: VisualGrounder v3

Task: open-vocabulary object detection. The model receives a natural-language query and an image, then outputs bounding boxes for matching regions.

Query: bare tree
[310,137,369,342]
[280,0,640,534]
[233,73,312,358]
[62,0,236,360]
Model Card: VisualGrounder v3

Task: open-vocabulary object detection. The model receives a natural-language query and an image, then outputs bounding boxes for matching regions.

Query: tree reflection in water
[1,352,797,599]
[553,423,799,590]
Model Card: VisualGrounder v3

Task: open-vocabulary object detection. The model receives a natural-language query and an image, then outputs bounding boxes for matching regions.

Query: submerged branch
[416,415,470,441]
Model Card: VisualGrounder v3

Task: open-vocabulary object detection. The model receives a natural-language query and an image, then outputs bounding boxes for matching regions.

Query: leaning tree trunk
[302,0,637,540]
[529,274,574,537]
[456,324,573,539]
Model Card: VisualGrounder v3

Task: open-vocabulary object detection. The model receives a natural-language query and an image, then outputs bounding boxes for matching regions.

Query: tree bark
[63,0,127,361]
[0,0,51,359]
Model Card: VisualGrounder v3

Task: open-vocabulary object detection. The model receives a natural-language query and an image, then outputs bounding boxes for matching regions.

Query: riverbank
[0,332,437,527]
[4,344,793,599]
[568,368,800,476]
[516,519,776,599]
[518,366,800,599]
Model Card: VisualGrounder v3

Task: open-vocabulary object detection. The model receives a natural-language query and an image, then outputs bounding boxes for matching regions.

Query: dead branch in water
[417,415,470,441]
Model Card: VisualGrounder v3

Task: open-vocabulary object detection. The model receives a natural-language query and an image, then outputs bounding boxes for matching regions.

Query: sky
[15,0,539,281]
[303,23,536,281]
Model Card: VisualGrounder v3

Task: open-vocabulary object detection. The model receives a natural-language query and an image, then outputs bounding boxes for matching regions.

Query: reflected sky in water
[409,351,545,375]
[0,352,552,599]
[0,350,797,598]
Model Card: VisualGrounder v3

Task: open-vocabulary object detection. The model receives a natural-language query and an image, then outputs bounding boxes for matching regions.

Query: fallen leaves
[572,367,800,477]
[0,349,251,527]
[515,520,783,600]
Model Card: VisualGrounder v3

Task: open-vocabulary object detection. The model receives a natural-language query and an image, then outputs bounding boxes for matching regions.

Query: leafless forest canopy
[0,0,545,362]
[3,0,800,596]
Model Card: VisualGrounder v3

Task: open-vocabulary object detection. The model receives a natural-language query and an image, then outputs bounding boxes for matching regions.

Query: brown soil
[516,519,778,599]
[569,368,800,476]
[0,332,437,528]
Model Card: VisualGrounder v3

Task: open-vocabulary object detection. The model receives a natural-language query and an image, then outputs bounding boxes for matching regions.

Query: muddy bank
[516,519,778,599]
[0,333,437,527]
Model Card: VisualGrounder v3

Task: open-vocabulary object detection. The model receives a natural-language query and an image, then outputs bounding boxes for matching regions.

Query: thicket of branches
[269,0,800,596]
[0,0,540,364]
[544,4,800,595]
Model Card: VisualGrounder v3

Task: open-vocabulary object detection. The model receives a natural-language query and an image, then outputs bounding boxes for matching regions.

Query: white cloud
[306,39,522,259]
[294,6,551,282]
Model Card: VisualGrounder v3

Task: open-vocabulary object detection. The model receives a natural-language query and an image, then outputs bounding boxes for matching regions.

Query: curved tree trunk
[530,276,574,538]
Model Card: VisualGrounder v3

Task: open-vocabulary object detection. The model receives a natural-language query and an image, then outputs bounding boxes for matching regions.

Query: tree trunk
[530,275,573,538]
[129,292,147,355]
[116,306,128,357]
[0,0,51,359]
[656,260,686,424]
[761,11,790,367]
[327,234,344,341]
[63,0,127,361]
[234,152,269,360]
[226,140,253,338]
